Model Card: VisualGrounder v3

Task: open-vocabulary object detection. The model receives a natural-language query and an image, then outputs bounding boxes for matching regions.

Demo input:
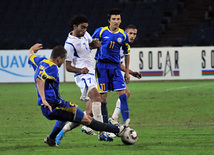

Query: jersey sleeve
[38,65,58,82]
[122,32,131,55]
[85,31,93,43]
[64,42,75,62]
[28,54,46,71]
[92,27,102,40]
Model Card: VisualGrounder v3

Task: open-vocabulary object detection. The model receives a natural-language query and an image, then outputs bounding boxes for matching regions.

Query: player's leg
[44,120,66,146]
[110,85,130,124]
[111,65,130,123]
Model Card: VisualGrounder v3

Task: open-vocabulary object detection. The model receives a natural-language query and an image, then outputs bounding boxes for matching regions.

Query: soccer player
[92,8,131,126]
[28,43,127,147]
[55,14,113,145]
[109,24,142,126]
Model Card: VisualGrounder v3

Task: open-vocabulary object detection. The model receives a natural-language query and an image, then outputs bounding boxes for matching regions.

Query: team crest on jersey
[117,37,122,43]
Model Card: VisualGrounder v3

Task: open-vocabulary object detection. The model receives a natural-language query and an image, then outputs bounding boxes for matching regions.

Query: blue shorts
[41,100,84,123]
[96,61,126,93]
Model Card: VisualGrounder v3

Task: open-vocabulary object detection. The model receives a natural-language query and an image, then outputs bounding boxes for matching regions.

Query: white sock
[111,98,121,121]
[92,102,103,123]
[62,122,80,133]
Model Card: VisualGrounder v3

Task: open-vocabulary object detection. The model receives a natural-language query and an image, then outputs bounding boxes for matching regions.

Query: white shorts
[74,72,97,102]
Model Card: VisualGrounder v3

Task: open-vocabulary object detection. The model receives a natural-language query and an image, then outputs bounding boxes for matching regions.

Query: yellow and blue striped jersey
[28,54,62,106]
[92,26,130,63]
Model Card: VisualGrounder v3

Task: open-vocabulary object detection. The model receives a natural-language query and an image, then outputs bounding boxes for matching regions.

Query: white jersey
[64,31,96,101]
[120,47,130,63]
[64,31,94,73]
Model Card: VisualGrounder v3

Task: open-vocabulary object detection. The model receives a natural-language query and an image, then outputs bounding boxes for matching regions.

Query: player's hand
[81,67,89,74]
[30,43,43,53]
[90,40,102,49]
[124,72,130,84]
[42,99,52,112]
[131,72,142,79]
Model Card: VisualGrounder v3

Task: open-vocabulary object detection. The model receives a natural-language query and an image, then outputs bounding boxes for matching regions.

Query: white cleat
[108,117,120,125]
[81,126,97,135]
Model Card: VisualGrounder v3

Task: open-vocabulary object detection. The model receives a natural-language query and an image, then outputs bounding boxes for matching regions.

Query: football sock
[92,102,103,122]
[62,122,80,132]
[119,93,129,122]
[88,119,119,133]
[111,98,121,121]
[101,102,108,123]
[49,120,66,139]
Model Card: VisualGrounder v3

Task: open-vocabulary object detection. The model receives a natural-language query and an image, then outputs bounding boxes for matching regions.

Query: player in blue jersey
[92,8,131,126]
[109,24,142,126]
[28,43,128,147]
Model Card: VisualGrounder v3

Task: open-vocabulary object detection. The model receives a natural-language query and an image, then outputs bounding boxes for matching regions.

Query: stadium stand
[0,0,213,49]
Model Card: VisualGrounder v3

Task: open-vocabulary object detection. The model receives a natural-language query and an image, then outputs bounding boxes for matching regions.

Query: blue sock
[119,94,129,122]
[101,102,108,123]
[49,120,66,139]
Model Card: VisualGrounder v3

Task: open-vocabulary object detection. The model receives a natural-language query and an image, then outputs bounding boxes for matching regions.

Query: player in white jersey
[109,24,142,127]
[55,15,114,145]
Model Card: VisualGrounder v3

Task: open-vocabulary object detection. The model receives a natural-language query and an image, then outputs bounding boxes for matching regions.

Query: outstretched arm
[28,43,43,59]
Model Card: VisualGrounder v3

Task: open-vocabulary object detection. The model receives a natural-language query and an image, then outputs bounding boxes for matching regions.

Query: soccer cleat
[107,132,116,138]
[117,118,130,137]
[44,135,57,147]
[108,117,120,125]
[98,132,114,142]
[123,118,130,127]
[81,126,97,135]
[56,130,65,145]
[117,125,127,137]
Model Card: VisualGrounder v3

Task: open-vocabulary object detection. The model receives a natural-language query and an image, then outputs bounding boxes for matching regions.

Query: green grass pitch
[0,81,214,155]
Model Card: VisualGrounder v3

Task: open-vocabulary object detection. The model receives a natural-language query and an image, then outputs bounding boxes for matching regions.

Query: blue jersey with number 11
[92,26,130,63]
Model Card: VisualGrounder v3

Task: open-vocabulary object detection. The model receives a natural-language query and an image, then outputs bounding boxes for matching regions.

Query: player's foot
[108,117,120,125]
[56,130,65,145]
[123,118,130,127]
[81,126,97,135]
[117,119,130,137]
[98,132,114,142]
[44,135,57,147]
[107,132,116,138]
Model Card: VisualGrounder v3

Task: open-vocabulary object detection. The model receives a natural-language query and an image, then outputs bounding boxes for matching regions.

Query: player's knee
[100,93,107,102]
[81,114,93,126]
[126,90,130,99]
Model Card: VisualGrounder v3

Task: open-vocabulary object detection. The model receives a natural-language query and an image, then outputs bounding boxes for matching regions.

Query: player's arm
[66,61,89,74]
[28,43,43,59]
[36,77,52,112]
[120,63,142,79]
[124,54,130,84]
[89,40,101,49]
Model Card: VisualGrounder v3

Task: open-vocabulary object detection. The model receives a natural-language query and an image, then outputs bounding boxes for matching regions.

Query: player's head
[125,24,137,43]
[70,14,88,37]
[50,46,67,67]
[107,8,122,30]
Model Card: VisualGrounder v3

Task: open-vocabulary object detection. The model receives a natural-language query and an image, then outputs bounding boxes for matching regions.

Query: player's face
[126,28,137,43]
[57,54,67,67]
[108,15,121,30]
[75,23,88,37]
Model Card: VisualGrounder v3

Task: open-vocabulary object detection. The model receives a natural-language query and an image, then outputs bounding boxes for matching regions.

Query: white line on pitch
[165,83,214,91]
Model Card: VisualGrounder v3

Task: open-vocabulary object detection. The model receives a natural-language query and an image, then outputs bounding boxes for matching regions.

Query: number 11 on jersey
[109,41,115,49]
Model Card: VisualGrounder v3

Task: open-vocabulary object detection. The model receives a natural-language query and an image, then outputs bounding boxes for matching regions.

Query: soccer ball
[121,127,138,145]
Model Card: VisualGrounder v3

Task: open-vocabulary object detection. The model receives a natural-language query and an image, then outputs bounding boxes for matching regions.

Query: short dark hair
[69,14,88,29]
[51,46,67,59]
[125,24,137,31]
[107,8,122,20]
